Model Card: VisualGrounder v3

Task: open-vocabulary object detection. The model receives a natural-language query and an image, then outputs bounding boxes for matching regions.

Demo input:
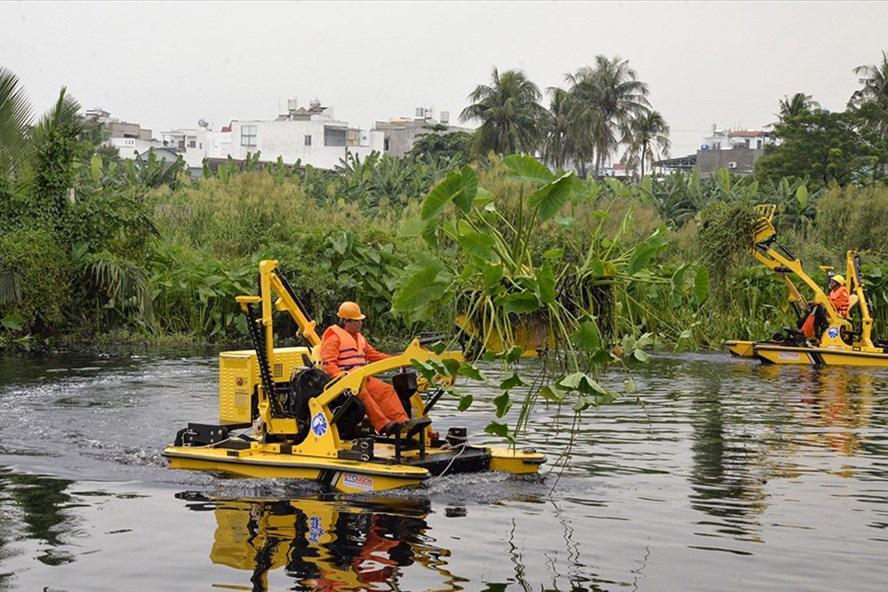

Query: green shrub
[0,228,71,334]
[816,184,888,256]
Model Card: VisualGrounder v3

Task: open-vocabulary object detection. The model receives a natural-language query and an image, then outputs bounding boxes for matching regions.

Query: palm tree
[566,55,650,177]
[623,110,671,178]
[0,67,34,174]
[776,93,819,122]
[851,51,888,108]
[542,87,576,170]
[460,67,547,156]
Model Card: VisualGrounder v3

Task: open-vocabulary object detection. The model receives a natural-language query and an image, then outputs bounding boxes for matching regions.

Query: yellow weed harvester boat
[726,205,888,366]
[163,260,545,492]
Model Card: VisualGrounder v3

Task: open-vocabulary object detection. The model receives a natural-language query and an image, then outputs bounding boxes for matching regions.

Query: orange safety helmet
[337,301,366,320]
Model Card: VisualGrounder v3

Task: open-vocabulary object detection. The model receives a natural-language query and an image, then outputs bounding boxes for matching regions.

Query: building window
[241,125,257,147]
[384,138,390,151]
[756,139,762,149]
[188,138,197,148]
[304,134,312,146]
[744,139,750,148]
[324,126,347,147]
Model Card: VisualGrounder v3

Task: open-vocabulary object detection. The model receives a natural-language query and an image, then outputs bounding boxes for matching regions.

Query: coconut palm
[0,66,34,174]
[566,55,650,177]
[542,87,577,170]
[777,93,820,122]
[623,110,671,178]
[851,51,888,108]
[460,67,547,156]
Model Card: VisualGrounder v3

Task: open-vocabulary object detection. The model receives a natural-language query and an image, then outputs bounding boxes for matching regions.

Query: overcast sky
[2,1,887,157]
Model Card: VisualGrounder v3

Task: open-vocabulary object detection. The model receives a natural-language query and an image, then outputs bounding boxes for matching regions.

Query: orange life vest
[324,324,368,371]
[830,286,850,317]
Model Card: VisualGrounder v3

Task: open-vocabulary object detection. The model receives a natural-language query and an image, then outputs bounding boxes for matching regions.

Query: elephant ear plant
[392,155,665,454]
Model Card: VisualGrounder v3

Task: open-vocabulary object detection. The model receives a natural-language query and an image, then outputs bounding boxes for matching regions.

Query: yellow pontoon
[163,261,545,492]
[726,205,888,366]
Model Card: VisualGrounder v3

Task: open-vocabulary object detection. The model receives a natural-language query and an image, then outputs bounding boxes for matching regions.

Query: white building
[702,124,776,151]
[83,108,162,159]
[225,100,384,169]
[160,99,383,170]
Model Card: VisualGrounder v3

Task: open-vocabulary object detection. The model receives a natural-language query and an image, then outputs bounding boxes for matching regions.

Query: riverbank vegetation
[2,51,888,356]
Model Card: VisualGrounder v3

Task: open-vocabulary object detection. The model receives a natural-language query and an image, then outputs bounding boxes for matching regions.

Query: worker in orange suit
[828,275,850,318]
[320,301,409,435]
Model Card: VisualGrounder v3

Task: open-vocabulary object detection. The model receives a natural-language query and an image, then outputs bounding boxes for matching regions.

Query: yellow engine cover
[219,347,312,424]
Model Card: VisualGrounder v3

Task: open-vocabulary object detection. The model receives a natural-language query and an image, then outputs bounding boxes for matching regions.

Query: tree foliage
[755,106,888,188]
[461,67,548,156]
[0,66,33,174]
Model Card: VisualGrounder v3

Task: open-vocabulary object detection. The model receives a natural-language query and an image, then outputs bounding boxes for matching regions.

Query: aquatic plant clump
[698,201,759,307]
[392,156,664,452]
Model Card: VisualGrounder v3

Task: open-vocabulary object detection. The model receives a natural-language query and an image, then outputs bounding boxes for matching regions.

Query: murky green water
[1,351,887,591]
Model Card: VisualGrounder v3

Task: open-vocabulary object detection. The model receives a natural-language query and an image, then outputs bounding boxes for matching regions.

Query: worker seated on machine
[798,275,851,343]
[320,301,409,436]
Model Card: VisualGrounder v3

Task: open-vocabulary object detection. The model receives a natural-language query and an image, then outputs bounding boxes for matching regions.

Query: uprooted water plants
[390,156,669,465]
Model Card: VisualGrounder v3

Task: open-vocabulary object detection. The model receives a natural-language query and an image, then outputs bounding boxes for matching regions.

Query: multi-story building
[702,125,776,152]
[222,99,383,169]
[83,108,162,158]
[659,124,779,176]
[158,99,384,170]
[374,107,469,157]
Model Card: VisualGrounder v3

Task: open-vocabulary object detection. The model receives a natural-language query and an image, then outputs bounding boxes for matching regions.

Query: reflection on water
[0,469,76,570]
[2,352,888,591]
[177,492,608,592]
[181,493,467,592]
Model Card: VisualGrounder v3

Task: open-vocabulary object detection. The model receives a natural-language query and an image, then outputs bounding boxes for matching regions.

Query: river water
[0,350,886,591]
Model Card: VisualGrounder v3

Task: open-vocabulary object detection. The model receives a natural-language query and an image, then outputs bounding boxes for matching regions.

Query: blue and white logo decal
[308,515,323,543]
[828,327,840,339]
[311,412,328,437]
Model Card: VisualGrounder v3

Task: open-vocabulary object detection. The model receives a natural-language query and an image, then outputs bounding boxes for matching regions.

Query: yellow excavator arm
[751,205,849,331]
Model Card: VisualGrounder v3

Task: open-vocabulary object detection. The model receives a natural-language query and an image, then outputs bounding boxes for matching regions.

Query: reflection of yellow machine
[163,261,544,492]
[726,205,888,366]
[180,493,458,592]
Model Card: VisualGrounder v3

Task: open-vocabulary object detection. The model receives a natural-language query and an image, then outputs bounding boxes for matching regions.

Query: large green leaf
[570,320,601,351]
[331,232,349,255]
[0,67,34,172]
[458,364,485,381]
[540,385,567,401]
[482,263,504,290]
[558,372,610,396]
[529,173,579,221]
[421,171,463,220]
[474,187,495,207]
[670,264,689,307]
[392,255,454,318]
[457,230,495,260]
[694,266,710,303]
[484,421,514,443]
[796,184,808,209]
[503,154,554,186]
[493,391,512,418]
[605,177,633,199]
[453,165,478,213]
[536,260,556,304]
[499,292,540,314]
[499,372,527,390]
[1,313,23,331]
[628,228,667,275]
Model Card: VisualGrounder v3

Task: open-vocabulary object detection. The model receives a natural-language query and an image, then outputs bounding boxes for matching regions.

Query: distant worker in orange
[829,275,850,317]
[320,301,409,435]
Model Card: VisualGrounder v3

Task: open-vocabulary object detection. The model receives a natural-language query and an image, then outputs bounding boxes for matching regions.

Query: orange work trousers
[359,377,409,432]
